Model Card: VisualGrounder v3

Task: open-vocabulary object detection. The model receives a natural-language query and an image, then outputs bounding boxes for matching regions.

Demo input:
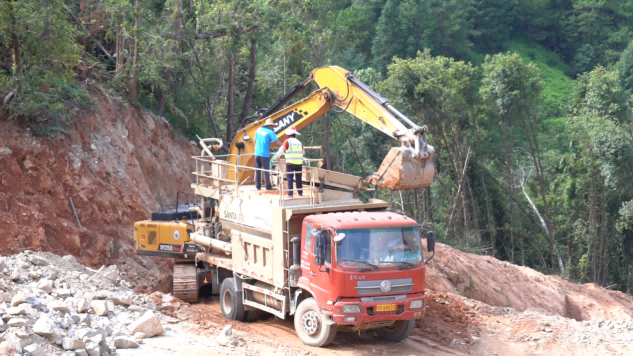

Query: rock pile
[0,251,168,356]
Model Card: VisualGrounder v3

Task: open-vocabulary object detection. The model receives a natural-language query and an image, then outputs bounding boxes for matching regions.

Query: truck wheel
[243,309,260,322]
[294,298,337,347]
[375,319,415,342]
[220,278,245,321]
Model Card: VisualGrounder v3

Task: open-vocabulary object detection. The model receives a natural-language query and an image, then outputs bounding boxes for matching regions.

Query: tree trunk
[426,187,433,222]
[115,0,125,73]
[239,37,258,127]
[324,113,332,169]
[225,52,235,144]
[481,167,495,256]
[501,118,515,263]
[7,0,21,77]
[413,189,421,222]
[524,112,558,272]
[465,174,480,236]
[598,175,607,285]
[128,0,140,102]
[159,0,182,115]
[446,148,471,243]
[590,160,598,282]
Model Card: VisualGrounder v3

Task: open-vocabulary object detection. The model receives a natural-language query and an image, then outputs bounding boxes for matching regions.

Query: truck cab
[290,211,429,346]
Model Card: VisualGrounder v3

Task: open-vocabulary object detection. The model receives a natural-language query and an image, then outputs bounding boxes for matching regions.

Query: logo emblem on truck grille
[380,280,392,293]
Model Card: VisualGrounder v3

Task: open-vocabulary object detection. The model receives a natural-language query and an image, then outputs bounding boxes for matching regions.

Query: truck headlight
[410,300,424,309]
[342,305,361,314]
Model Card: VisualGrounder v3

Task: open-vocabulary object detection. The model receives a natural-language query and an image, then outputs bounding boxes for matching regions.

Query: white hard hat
[285,126,301,136]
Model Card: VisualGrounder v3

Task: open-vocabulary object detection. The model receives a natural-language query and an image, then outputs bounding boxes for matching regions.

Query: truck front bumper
[327,293,427,325]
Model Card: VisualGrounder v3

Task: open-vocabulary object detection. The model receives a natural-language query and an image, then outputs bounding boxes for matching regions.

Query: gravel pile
[0,251,168,356]
[511,308,633,351]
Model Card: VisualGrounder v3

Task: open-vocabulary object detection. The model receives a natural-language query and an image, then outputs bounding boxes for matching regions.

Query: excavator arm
[226,66,435,190]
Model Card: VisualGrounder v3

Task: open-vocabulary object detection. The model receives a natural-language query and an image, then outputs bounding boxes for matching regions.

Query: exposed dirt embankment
[425,241,633,322]
[0,87,198,291]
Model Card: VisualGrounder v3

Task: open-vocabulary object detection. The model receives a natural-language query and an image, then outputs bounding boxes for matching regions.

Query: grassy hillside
[507,40,575,120]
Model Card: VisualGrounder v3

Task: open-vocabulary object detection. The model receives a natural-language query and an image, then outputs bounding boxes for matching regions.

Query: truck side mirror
[427,231,435,253]
[314,231,329,266]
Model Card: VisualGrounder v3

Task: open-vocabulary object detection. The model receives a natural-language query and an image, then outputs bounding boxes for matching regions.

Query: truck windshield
[336,227,422,268]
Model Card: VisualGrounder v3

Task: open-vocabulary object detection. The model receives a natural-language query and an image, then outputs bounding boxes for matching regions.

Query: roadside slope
[425,241,633,322]
[0,86,198,292]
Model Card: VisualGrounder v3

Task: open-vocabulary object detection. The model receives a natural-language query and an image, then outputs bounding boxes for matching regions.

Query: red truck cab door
[302,222,332,305]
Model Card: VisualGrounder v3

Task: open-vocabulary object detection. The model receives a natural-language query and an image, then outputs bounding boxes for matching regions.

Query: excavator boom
[227,66,435,191]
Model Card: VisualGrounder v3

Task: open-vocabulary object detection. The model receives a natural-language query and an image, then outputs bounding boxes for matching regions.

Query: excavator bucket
[367,145,435,190]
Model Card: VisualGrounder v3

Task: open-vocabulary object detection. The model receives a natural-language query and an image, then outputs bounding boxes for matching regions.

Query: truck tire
[375,319,415,342]
[220,278,245,321]
[243,309,261,322]
[294,298,337,347]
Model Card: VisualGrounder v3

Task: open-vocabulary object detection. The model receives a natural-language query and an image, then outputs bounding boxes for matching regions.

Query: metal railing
[192,153,318,208]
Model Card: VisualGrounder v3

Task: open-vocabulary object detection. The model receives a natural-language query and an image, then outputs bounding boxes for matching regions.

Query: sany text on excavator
[134,66,437,347]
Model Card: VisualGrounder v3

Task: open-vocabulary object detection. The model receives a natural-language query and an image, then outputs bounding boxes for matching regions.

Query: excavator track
[173,263,199,303]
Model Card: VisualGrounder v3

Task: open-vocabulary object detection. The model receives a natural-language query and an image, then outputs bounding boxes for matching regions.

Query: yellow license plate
[376,304,397,312]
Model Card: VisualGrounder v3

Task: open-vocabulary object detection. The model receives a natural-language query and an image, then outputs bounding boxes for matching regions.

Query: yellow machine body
[134,220,203,259]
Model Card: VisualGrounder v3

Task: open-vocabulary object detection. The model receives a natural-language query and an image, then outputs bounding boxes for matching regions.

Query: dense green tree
[617,40,633,92]
[470,0,519,52]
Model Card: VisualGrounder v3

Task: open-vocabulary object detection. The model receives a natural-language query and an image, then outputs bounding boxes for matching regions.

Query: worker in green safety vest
[275,126,304,198]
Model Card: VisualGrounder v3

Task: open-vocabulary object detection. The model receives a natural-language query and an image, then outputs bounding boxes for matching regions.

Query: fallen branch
[69,197,82,229]
[519,177,566,276]
[65,6,113,62]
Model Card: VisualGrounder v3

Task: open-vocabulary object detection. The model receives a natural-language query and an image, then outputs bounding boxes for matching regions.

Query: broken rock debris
[0,251,172,354]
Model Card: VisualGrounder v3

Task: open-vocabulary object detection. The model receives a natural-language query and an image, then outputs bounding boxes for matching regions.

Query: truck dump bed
[191,153,388,289]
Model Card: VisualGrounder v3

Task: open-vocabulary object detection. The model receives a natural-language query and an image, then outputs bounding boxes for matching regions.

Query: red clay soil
[0,86,198,292]
[424,240,633,322]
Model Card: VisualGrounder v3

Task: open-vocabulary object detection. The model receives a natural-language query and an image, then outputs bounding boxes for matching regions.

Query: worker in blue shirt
[254,118,280,190]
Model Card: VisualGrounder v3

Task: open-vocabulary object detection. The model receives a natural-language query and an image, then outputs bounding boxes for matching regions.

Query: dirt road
[130,289,632,356]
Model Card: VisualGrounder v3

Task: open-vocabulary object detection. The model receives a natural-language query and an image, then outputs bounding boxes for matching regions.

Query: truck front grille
[355,278,413,295]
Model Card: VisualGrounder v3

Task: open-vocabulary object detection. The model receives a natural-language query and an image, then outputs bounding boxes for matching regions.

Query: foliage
[617,41,633,92]
[0,0,93,128]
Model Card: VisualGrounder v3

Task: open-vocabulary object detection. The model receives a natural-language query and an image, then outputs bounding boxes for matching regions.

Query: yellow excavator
[228,66,434,190]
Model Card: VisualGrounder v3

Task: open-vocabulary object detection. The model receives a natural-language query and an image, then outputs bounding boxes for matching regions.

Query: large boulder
[28,255,48,266]
[216,324,238,347]
[49,300,71,314]
[84,341,100,356]
[63,338,86,350]
[24,343,46,356]
[76,297,92,313]
[33,315,62,344]
[11,291,28,306]
[89,301,108,316]
[113,336,139,349]
[88,265,119,284]
[128,311,164,338]
[7,318,29,328]
[36,279,54,294]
